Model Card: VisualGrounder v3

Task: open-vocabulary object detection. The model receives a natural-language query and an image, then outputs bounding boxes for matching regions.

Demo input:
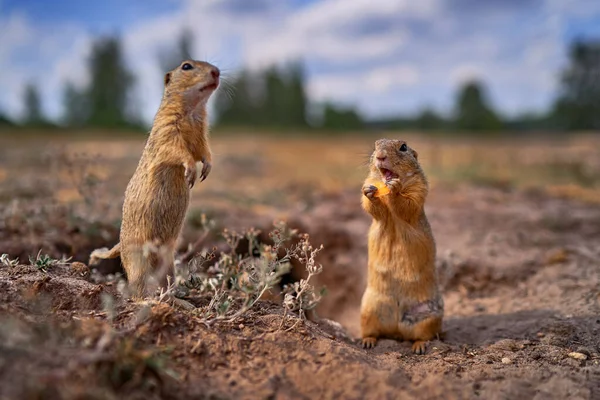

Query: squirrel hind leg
[409,315,443,355]
[412,340,427,355]
[362,337,378,349]
[124,243,176,299]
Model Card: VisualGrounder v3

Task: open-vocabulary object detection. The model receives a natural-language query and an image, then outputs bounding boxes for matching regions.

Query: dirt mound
[1,247,599,400]
[0,263,110,313]
[0,263,451,400]
[0,198,122,275]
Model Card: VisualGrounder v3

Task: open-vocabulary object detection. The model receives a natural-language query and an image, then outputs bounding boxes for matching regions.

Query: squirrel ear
[164,72,172,86]
[412,149,418,160]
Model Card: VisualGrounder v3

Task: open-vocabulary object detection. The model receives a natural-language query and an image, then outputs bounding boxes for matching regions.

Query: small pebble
[501,357,512,364]
[576,347,592,357]
[568,352,588,361]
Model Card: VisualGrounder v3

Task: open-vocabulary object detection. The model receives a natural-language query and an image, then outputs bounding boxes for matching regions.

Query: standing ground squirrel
[89,60,220,297]
[360,139,443,354]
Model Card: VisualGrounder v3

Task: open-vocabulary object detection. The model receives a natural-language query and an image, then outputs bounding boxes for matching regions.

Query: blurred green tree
[454,80,503,131]
[263,66,289,127]
[506,111,551,131]
[62,82,89,127]
[414,107,447,131]
[85,36,137,128]
[215,61,309,129]
[215,69,259,126]
[0,111,15,127]
[321,102,363,130]
[22,82,45,125]
[286,61,309,127]
[552,39,600,130]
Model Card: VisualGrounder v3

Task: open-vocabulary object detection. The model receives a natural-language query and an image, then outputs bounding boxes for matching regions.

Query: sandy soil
[1,183,599,399]
[1,134,599,399]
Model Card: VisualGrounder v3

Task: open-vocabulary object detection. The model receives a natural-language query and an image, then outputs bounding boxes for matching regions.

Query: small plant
[162,220,325,326]
[181,222,293,322]
[0,254,19,267]
[280,233,325,329]
[28,250,72,272]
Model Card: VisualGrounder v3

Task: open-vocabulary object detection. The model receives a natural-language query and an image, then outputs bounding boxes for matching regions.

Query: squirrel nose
[376,153,387,161]
[211,68,220,79]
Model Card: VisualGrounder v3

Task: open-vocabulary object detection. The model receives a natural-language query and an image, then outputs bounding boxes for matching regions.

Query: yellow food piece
[374,182,391,197]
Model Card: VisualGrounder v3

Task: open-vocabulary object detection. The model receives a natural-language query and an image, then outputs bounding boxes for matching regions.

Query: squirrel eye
[181,63,193,71]
[399,143,408,152]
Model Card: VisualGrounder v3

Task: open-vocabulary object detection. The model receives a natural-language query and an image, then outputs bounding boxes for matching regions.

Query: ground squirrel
[89,59,220,297]
[360,139,443,354]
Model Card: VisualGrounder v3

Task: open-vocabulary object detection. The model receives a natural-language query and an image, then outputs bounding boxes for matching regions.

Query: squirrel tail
[89,242,121,265]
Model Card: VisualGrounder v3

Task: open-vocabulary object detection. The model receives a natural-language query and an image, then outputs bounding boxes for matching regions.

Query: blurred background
[2,0,600,251]
[1,0,600,133]
[1,4,600,394]
[1,0,600,222]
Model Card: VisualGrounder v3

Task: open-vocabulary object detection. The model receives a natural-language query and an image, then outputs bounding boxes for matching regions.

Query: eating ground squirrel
[360,138,443,354]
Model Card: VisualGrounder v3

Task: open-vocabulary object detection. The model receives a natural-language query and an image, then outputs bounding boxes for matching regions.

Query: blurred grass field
[2,130,600,217]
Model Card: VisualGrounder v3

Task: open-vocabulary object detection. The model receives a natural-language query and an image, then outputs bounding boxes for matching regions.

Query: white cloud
[451,65,484,86]
[0,14,32,63]
[0,10,90,119]
[242,0,439,68]
[308,64,419,104]
[0,0,598,122]
[367,65,420,92]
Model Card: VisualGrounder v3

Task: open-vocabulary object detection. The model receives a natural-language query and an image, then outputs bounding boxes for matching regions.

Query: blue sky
[1,0,600,124]
[2,0,181,34]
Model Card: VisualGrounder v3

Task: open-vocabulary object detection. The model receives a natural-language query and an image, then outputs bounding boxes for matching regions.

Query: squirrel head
[368,138,423,185]
[163,60,220,110]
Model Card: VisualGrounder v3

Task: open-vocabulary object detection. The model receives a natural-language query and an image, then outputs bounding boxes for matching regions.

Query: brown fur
[360,138,443,354]
[89,59,220,298]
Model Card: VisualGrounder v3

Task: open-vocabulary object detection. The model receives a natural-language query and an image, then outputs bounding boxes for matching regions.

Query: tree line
[0,36,142,131]
[379,40,600,133]
[1,32,599,133]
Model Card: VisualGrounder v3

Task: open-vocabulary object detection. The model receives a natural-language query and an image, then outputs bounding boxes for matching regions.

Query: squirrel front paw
[362,185,378,200]
[184,163,197,189]
[200,157,212,182]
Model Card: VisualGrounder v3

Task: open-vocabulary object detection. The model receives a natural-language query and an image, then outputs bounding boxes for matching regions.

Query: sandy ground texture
[1,181,599,400]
